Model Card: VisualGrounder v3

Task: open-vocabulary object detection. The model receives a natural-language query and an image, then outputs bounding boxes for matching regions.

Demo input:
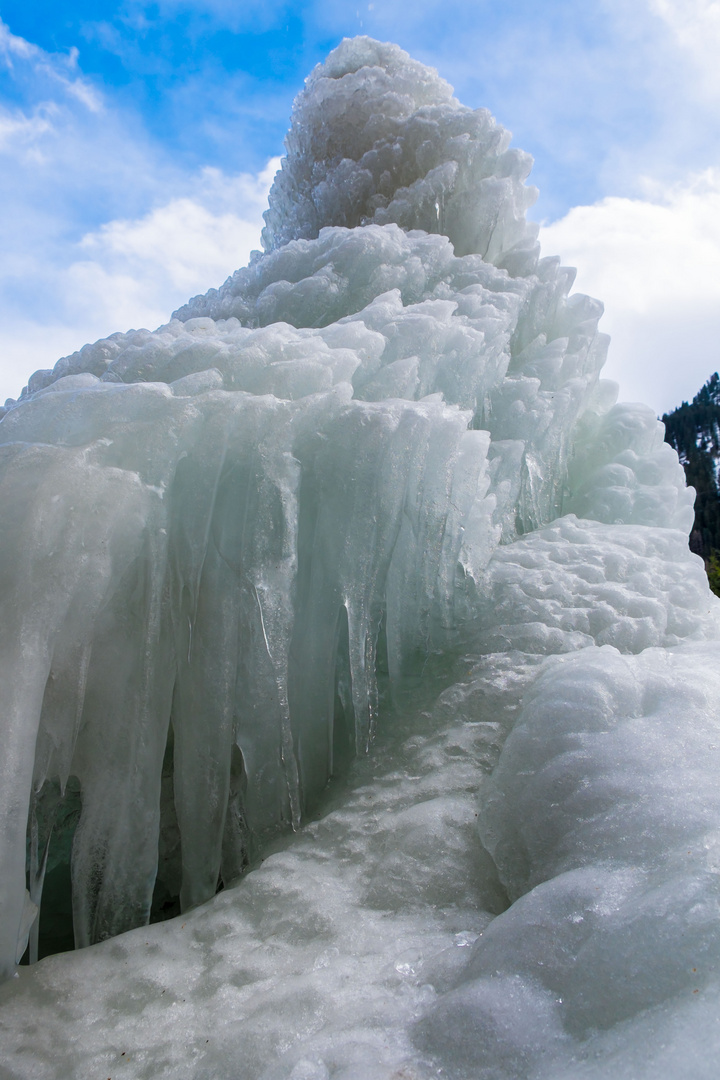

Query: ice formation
[1,36,719,1080]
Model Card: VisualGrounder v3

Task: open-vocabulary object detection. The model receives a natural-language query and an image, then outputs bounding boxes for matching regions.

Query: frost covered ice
[1,35,719,1080]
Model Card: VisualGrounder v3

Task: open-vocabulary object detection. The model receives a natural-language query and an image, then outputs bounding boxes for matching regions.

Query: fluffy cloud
[0,17,277,402]
[78,163,278,301]
[0,19,101,113]
[539,170,720,414]
[649,0,720,96]
[65,160,278,344]
[0,162,277,403]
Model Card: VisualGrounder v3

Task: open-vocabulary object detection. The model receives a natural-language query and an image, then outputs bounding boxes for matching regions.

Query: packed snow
[1,35,718,1080]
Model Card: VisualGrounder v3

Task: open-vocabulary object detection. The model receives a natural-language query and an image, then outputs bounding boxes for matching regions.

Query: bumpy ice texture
[1,35,718,1080]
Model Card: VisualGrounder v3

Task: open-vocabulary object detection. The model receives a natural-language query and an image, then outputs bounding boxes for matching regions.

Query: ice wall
[1,35,718,1080]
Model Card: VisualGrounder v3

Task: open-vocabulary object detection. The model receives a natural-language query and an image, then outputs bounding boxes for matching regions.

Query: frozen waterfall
[1,35,719,1080]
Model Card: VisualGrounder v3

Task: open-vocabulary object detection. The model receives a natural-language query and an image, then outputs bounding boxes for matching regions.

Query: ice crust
[0,35,718,1080]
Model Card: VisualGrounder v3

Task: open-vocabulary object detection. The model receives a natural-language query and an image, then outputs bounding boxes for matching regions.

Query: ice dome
[1,36,719,1080]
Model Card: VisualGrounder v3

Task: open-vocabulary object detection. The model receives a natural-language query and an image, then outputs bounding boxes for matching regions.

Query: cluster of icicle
[2,37,719,1080]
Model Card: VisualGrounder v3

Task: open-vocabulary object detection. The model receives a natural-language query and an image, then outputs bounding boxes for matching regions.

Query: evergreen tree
[663,372,720,596]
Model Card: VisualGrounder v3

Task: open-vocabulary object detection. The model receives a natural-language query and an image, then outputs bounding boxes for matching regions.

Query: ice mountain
[1,36,720,1080]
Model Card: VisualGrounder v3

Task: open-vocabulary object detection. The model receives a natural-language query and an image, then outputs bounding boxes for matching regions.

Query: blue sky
[1,0,720,412]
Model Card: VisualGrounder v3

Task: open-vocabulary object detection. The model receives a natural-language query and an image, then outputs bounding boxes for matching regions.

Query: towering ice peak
[0,36,718,1080]
[259,37,539,268]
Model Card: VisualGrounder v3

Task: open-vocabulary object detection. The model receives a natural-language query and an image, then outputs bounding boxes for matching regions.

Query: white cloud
[0,18,38,63]
[649,0,720,96]
[0,22,280,402]
[539,170,720,414]
[0,104,54,152]
[78,161,278,298]
[0,19,102,114]
[0,160,278,404]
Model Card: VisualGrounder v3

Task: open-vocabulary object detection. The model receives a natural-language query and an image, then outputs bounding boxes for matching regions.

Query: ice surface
[1,35,719,1080]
